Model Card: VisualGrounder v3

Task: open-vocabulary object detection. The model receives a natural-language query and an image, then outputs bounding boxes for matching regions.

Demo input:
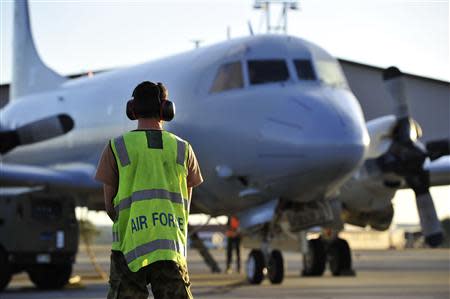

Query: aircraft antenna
[248,21,255,36]
[253,0,299,34]
[190,39,203,49]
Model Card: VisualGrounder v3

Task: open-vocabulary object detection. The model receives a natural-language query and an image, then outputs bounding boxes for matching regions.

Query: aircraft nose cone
[258,91,368,188]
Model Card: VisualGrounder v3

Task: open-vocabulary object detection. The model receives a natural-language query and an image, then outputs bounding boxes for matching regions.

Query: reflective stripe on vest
[112,231,120,242]
[176,140,186,165]
[114,189,190,214]
[114,135,187,168]
[125,239,186,265]
[110,130,189,272]
[114,136,130,166]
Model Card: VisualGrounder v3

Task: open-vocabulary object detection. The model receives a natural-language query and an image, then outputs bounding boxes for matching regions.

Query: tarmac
[2,246,449,299]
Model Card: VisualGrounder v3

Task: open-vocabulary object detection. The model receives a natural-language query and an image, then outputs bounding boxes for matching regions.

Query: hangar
[339,59,449,143]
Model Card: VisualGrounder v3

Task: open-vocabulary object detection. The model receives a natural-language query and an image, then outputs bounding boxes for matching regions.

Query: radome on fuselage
[1,34,369,215]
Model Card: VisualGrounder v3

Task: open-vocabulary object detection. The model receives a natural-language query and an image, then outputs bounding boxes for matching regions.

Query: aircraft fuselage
[1,35,369,215]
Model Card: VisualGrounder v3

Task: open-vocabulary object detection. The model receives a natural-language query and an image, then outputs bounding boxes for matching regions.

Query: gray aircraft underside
[1,0,449,247]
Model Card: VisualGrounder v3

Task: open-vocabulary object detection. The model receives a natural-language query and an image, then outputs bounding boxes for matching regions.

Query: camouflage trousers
[107,250,193,299]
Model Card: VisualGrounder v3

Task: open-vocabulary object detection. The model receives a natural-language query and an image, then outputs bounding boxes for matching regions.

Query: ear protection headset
[126,82,175,122]
[156,82,176,122]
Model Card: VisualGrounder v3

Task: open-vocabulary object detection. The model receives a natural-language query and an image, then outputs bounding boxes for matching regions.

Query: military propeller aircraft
[0,0,449,289]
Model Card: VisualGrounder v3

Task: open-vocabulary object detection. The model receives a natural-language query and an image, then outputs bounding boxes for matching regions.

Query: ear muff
[126,99,137,120]
[160,100,175,121]
[157,83,175,122]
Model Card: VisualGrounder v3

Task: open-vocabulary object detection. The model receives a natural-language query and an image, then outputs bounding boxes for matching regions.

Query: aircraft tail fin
[11,0,66,100]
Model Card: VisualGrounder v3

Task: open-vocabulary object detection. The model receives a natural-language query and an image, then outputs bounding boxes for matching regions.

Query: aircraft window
[294,60,316,80]
[316,60,348,88]
[248,60,289,85]
[210,62,244,93]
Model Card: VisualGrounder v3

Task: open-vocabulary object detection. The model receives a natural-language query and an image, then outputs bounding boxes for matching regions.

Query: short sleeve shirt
[95,134,203,190]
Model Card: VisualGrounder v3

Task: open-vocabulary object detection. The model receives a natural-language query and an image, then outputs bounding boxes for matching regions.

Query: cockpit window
[210,62,244,93]
[248,60,289,85]
[315,60,348,88]
[294,59,316,80]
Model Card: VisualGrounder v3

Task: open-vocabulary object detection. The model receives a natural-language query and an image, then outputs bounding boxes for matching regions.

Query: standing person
[95,81,203,299]
[225,215,241,274]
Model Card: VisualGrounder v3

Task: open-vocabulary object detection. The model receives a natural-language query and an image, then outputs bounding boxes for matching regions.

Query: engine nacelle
[342,204,394,231]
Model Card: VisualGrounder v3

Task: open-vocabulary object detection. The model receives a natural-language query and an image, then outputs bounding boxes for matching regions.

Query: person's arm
[104,184,117,221]
[188,187,193,200]
[95,143,119,222]
[186,144,203,190]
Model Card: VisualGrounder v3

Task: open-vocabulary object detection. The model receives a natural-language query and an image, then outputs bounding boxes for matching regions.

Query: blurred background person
[225,215,241,274]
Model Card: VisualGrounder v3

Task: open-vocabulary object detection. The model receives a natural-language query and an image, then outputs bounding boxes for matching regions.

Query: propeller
[377,67,448,247]
[0,114,74,155]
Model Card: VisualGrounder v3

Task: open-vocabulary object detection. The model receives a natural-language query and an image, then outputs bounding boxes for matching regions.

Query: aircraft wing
[0,162,100,191]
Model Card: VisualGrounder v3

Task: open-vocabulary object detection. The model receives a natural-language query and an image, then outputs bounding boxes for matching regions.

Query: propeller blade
[0,114,74,154]
[414,191,444,247]
[383,66,410,119]
[406,172,444,247]
[380,66,444,247]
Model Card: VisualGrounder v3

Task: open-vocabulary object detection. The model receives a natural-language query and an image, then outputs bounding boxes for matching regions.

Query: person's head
[126,81,175,121]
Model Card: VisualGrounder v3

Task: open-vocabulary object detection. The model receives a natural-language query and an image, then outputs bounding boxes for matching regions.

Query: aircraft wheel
[328,238,352,276]
[0,247,12,291]
[268,249,284,284]
[302,238,326,276]
[28,263,72,289]
[246,249,265,284]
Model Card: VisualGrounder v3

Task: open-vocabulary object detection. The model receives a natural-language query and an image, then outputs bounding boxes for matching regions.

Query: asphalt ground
[2,246,449,299]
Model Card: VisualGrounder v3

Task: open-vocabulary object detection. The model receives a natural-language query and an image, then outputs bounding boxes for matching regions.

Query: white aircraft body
[0,0,449,288]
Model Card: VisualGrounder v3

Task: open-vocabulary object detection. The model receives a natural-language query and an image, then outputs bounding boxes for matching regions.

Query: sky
[0,0,449,225]
[0,0,449,84]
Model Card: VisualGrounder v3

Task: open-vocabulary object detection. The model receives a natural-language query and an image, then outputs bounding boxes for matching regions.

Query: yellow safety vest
[110,130,189,272]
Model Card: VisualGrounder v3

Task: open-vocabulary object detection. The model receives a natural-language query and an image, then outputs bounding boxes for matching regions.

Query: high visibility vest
[226,216,240,237]
[110,130,189,272]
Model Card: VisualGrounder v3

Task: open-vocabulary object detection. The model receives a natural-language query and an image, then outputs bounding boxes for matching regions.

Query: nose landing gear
[246,248,285,285]
[246,236,355,285]
[267,249,284,284]
[246,249,265,284]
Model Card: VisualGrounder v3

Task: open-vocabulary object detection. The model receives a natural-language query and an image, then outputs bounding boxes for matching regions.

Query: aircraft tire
[328,238,352,276]
[0,247,12,291]
[268,249,284,284]
[302,238,326,276]
[246,249,265,284]
[28,263,72,289]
